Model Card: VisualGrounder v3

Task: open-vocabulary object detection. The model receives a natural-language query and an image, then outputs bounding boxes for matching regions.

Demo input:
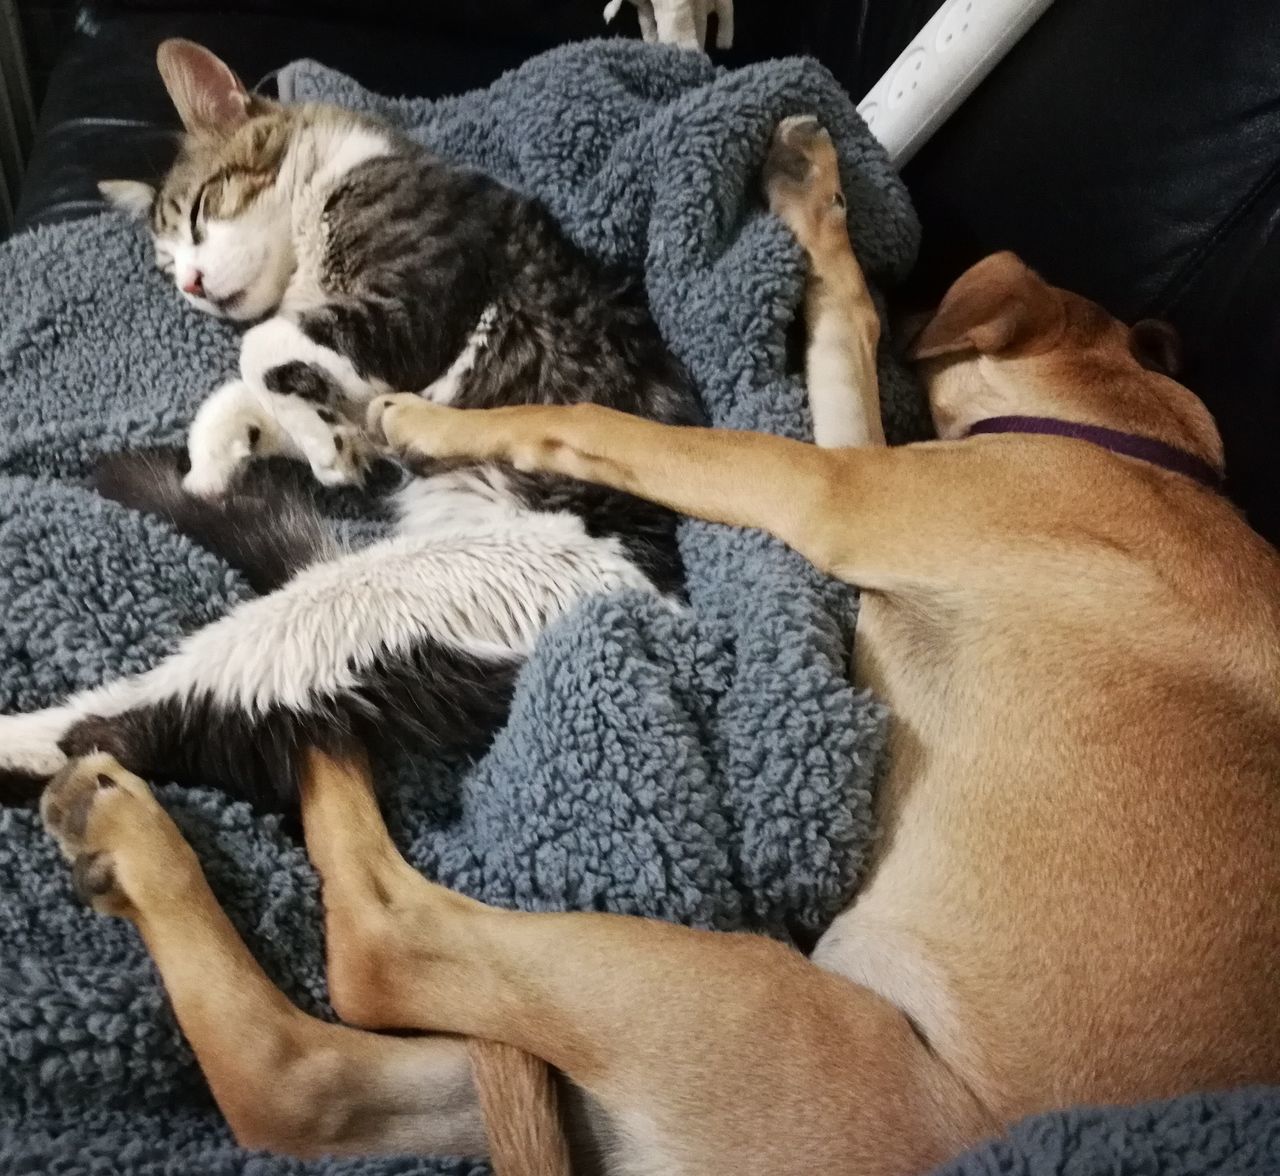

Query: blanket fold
[0,41,904,1173]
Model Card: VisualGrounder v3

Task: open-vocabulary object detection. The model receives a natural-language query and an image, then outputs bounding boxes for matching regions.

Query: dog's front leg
[369,390,1036,590]
[369,394,857,573]
[302,750,994,1176]
[766,115,884,448]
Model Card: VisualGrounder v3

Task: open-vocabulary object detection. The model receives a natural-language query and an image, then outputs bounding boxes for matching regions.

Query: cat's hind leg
[0,704,84,800]
[0,441,342,797]
[34,544,520,805]
[0,677,154,798]
[1,507,644,806]
[0,543,488,805]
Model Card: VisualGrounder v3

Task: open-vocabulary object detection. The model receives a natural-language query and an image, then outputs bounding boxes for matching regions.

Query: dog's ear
[157,38,258,136]
[908,252,1061,360]
[1128,319,1183,378]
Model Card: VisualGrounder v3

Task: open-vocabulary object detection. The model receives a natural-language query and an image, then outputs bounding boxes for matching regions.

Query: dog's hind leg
[299,749,577,1176]
[39,752,490,1160]
[301,749,996,1176]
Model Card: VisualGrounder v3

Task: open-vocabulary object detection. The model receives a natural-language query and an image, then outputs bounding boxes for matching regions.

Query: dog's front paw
[366,393,450,457]
[41,754,201,918]
[763,115,847,252]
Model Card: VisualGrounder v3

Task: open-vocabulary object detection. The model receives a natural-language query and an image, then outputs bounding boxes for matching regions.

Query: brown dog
[40,117,1280,1175]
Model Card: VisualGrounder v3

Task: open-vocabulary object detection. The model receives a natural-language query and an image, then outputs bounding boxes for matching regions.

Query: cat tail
[95,448,336,593]
[469,1041,574,1176]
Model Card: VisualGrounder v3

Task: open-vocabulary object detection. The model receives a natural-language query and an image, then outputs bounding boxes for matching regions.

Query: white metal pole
[857,0,1056,169]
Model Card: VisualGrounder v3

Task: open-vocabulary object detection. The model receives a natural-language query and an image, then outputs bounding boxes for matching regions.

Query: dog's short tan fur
[42,117,1280,1174]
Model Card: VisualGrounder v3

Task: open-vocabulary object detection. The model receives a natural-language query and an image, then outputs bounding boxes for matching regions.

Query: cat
[0,38,697,807]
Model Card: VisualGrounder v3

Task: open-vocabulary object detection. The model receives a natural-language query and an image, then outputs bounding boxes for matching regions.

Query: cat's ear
[156,38,256,137]
[98,179,156,218]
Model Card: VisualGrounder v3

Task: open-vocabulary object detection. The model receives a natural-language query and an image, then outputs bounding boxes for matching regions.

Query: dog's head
[905,252,1223,469]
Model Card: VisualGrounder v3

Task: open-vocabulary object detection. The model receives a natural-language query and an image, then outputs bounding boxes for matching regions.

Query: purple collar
[964,415,1224,491]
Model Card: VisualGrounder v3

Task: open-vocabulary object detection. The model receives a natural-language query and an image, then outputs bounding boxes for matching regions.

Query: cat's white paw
[182,467,234,498]
[186,380,295,498]
[311,422,373,487]
[0,707,73,777]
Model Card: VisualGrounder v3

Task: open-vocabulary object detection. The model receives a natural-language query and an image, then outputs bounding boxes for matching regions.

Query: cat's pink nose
[181,271,205,297]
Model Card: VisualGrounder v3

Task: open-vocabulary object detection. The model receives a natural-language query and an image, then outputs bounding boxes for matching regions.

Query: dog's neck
[965,415,1224,490]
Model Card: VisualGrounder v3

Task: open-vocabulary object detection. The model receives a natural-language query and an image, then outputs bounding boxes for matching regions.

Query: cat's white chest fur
[281,123,394,314]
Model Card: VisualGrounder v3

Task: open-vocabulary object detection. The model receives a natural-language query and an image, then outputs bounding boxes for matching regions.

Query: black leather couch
[13,0,1280,546]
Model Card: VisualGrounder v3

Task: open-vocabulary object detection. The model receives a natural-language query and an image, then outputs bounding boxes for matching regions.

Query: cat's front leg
[240,316,390,406]
[239,317,384,487]
[255,390,373,489]
[185,380,304,497]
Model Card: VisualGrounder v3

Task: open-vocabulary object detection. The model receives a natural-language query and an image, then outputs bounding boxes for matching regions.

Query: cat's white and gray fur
[0,39,695,806]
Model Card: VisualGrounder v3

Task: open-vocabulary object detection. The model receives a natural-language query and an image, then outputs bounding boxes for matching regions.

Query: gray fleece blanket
[0,39,1275,1176]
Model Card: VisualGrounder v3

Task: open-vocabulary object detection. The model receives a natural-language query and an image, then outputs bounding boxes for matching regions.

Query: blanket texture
[0,41,907,1172]
[0,38,1275,1176]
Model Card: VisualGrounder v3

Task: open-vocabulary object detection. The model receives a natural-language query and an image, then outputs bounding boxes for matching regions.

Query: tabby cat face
[99,40,296,322]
